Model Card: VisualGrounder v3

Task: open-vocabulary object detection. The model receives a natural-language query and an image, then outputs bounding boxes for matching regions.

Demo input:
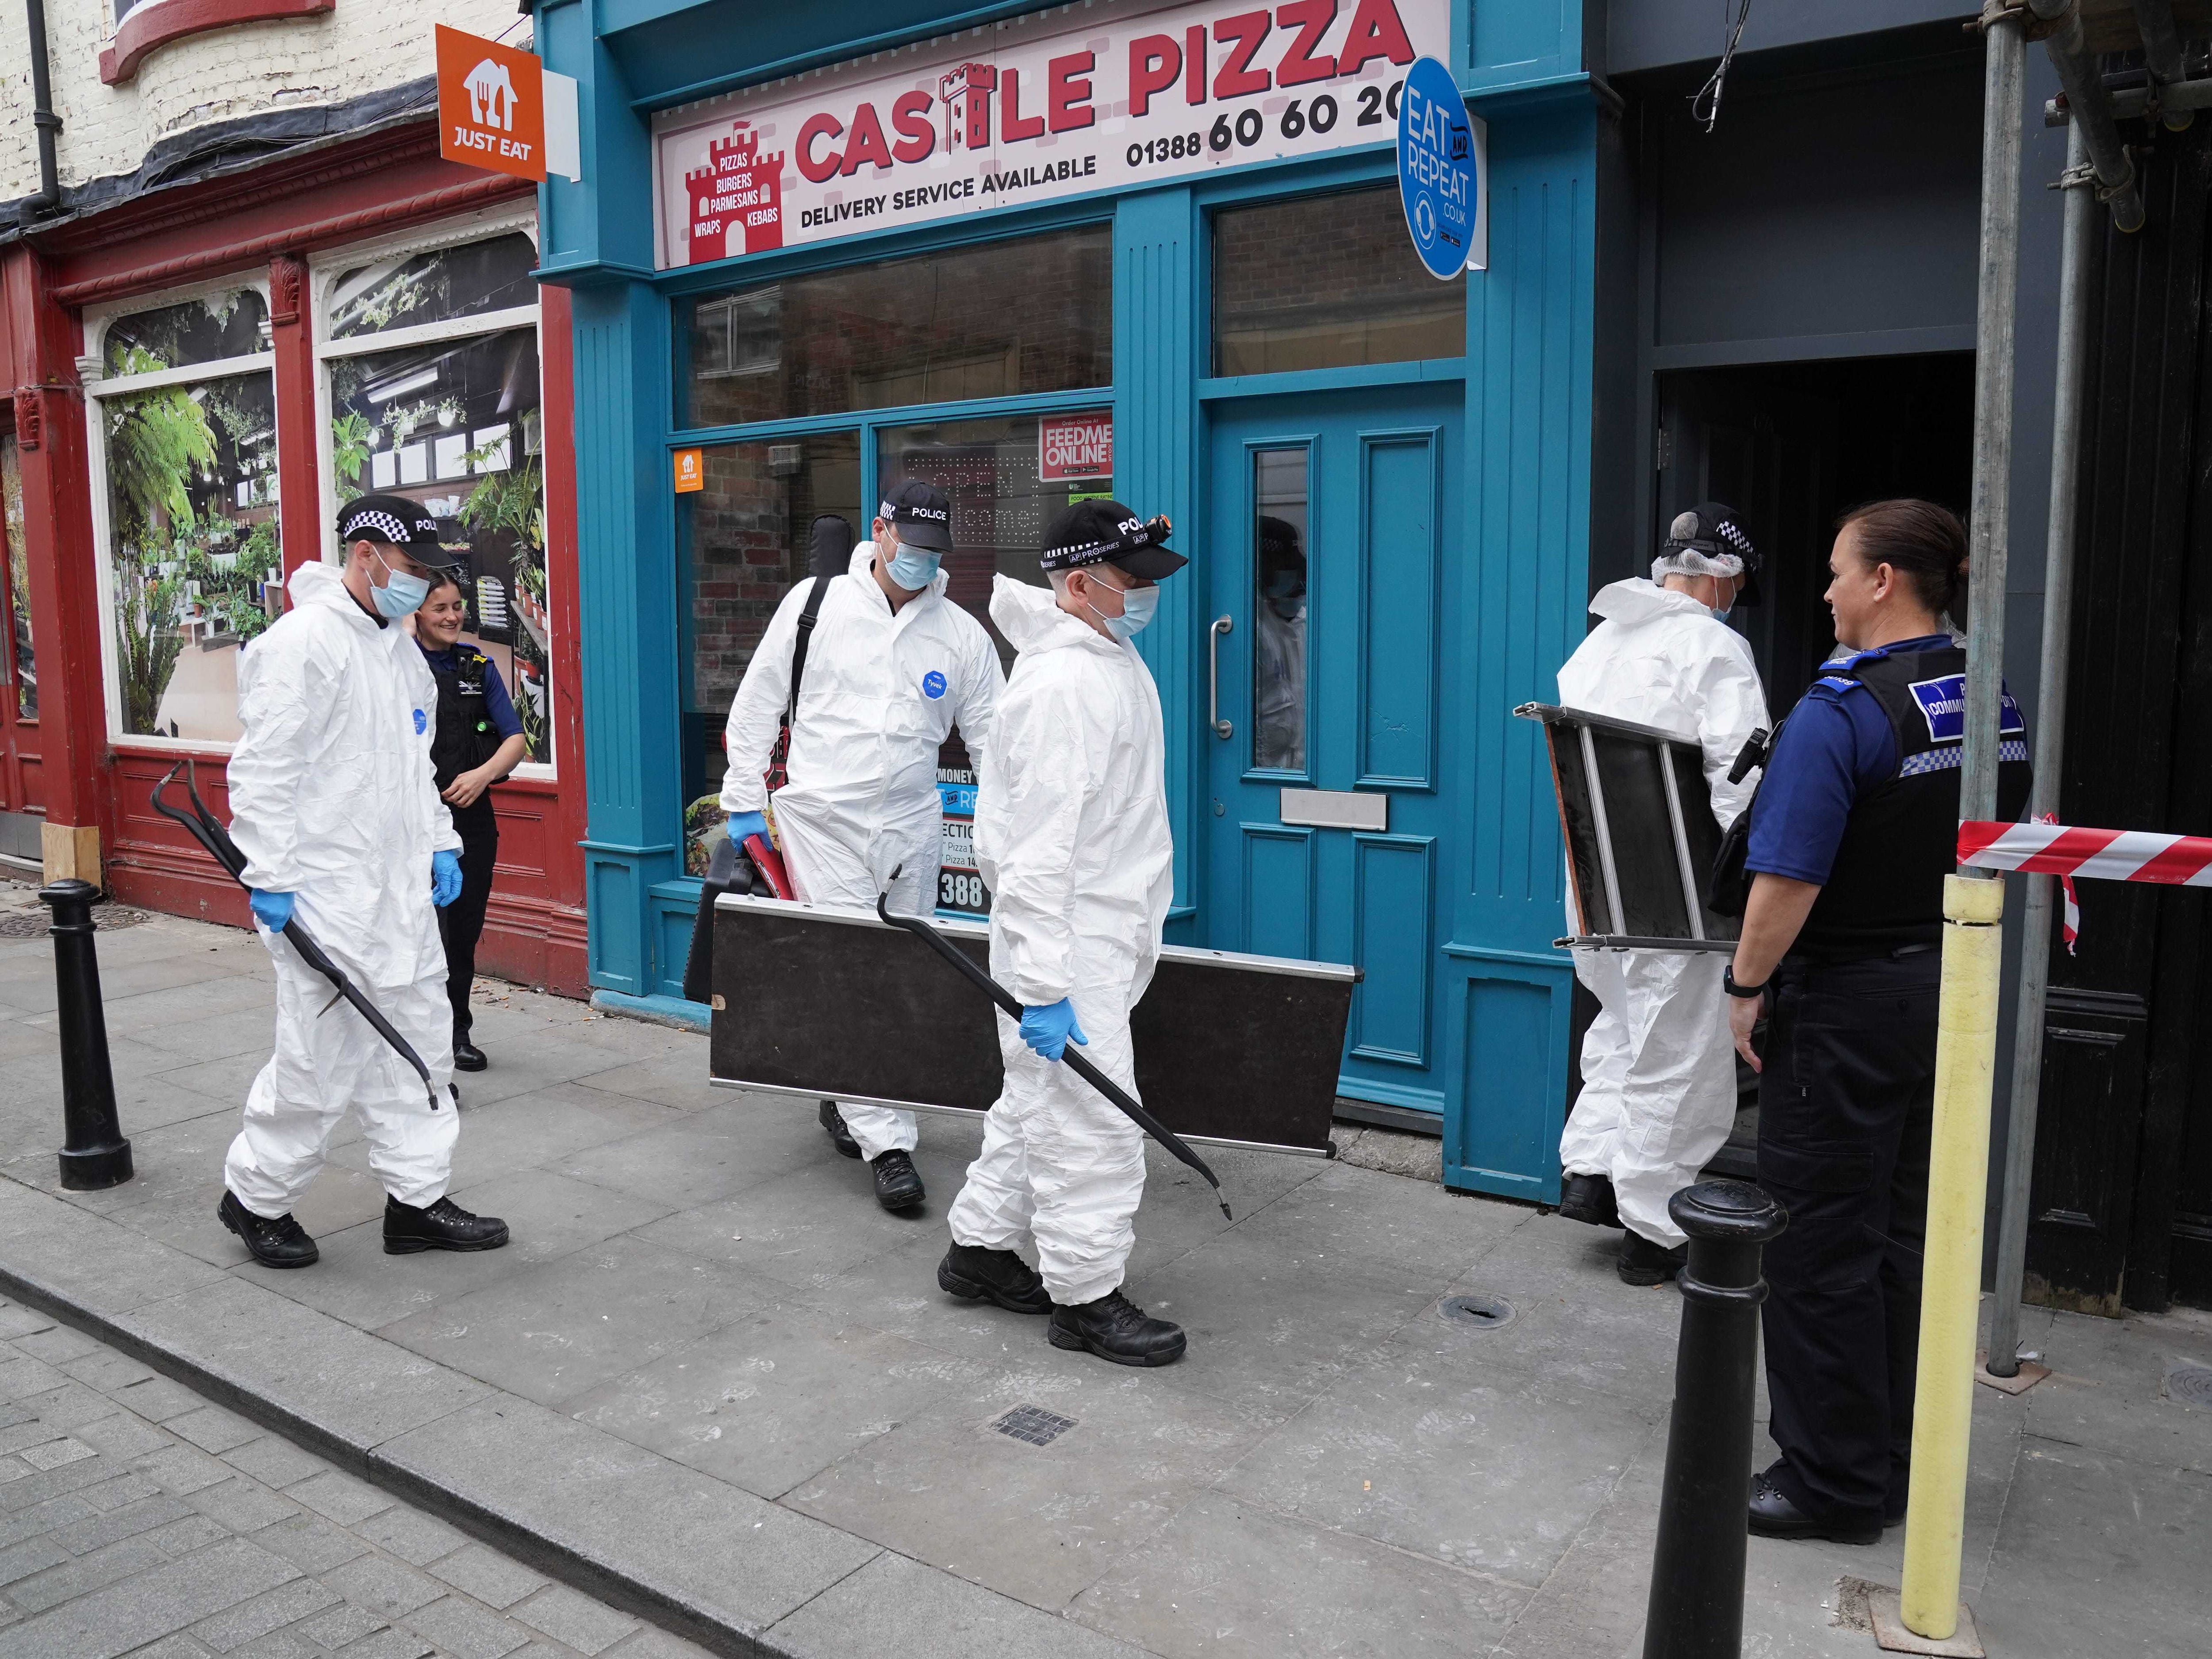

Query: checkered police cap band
[1667,509,1753,559]
[338,506,435,546]
[1040,514,1174,572]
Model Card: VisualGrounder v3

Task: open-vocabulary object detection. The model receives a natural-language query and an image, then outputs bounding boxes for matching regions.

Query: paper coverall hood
[988,572,1126,658]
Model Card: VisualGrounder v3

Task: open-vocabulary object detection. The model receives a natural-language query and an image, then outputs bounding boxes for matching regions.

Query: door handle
[1209,615,1234,739]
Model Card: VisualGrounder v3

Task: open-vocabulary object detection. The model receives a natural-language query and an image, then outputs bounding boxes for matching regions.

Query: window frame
[81,272,279,755]
[310,207,556,782]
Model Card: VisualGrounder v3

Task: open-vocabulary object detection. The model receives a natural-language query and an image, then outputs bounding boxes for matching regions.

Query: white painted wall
[0,0,525,207]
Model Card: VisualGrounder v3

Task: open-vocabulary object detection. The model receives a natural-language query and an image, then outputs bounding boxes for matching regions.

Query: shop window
[1252,448,1309,773]
[678,227,1112,429]
[0,435,33,718]
[91,287,282,745]
[328,234,539,341]
[102,289,269,378]
[876,411,1113,667]
[676,433,862,807]
[1213,185,1464,376]
[321,227,555,768]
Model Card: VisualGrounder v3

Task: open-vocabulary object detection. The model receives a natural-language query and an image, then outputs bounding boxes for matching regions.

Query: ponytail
[1836,499,1968,620]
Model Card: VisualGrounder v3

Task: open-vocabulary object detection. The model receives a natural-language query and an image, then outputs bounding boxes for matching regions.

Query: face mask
[884,540,941,590]
[1269,595,1306,623]
[371,549,430,621]
[1087,582,1159,643]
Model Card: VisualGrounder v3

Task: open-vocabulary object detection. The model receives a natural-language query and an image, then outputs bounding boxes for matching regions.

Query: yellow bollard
[1900,873,2007,1640]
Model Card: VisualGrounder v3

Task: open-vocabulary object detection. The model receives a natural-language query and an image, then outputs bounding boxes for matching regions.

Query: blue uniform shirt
[420,645,525,742]
[1744,634,1954,886]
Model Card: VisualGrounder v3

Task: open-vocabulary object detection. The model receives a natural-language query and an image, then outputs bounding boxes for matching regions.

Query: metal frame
[704,1075,1337,1159]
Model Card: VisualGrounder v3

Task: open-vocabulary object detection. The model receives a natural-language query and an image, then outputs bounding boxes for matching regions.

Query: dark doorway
[1640,353,1976,1185]
[1654,353,1976,706]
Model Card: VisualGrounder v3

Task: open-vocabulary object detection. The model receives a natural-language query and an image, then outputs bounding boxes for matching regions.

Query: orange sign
[673,448,704,493]
[436,26,546,182]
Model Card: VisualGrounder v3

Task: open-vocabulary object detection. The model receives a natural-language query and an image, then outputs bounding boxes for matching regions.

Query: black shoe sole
[1747,1514,1883,1545]
[937,1260,1051,1314]
[384,1229,510,1255]
[876,1188,926,1213]
[1047,1325,1187,1367]
[219,1203,318,1268]
[1558,1197,1623,1228]
[452,1055,488,1073]
[1616,1261,1682,1287]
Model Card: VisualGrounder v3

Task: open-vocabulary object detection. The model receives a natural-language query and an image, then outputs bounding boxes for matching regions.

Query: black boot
[870,1149,925,1211]
[937,1244,1051,1314]
[219,1190,318,1269]
[1616,1229,1687,1286]
[452,1036,488,1073]
[1558,1171,1621,1228]
[1048,1290,1186,1367]
[820,1100,860,1159]
[1748,1468,1882,1545]
[384,1195,510,1255]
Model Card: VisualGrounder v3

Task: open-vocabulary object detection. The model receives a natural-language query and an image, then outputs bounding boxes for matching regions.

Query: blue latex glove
[431,849,464,908]
[727,810,770,846]
[1018,998,1088,1062]
[248,889,293,933]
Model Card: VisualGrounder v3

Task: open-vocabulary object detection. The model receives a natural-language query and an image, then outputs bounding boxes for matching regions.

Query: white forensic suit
[722,544,1002,1159]
[1555,577,1769,1247]
[946,576,1175,1306]
[224,560,461,1215]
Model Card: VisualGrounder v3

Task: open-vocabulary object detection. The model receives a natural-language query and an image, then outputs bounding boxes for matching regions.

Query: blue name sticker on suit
[921,670,947,700]
[1909,675,2025,744]
[412,709,427,734]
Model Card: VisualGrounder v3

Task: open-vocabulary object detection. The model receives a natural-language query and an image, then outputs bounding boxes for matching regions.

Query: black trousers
[438,806,499,1041]
[1756,949,1939,1526]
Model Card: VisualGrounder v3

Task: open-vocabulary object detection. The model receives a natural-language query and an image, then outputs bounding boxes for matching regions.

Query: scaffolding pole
[1986,121,2095,1383]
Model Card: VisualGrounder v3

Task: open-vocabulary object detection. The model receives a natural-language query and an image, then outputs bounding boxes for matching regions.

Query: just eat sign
[435,27,581,184]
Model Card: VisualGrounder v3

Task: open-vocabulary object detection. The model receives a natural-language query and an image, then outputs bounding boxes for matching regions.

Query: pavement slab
[0,901,2205,1657]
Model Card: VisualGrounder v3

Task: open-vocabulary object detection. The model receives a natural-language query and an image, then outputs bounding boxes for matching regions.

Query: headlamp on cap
[1039,498,1187,580]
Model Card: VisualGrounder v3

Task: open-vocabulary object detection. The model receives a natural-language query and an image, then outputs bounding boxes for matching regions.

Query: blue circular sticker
[1398,56,1480,281]
[412,709,428,734]
[922,671,947,700]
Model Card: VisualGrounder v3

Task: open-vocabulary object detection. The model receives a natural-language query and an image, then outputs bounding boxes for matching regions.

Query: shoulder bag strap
[766,574,836,795]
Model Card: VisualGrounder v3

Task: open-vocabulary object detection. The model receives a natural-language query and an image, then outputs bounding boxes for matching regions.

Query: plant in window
[330,410,376,498]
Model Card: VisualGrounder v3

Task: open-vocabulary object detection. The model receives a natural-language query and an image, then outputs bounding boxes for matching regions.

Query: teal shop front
[530,0,1601,1201]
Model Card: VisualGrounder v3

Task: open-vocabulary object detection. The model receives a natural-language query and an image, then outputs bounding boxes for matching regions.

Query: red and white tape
[1957,820,2212,887]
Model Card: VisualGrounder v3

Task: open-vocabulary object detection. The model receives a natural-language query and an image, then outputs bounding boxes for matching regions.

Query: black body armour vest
[426,646,506,795]
[1793,644,2032,959]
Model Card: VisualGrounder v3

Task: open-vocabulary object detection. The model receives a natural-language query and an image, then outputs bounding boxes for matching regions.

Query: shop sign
[654,0,1448,270]
[434,25,582,184]
[1040,412,1113,481]
[673,447,705,492]
[1396,54,1485,276]
[938,769,989,914]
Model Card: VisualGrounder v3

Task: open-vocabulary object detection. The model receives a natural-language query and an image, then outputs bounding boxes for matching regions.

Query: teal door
[1204,384,1461,1118]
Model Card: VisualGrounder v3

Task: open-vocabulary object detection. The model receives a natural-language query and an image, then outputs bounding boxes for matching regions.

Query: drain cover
[0,905,153,937]
[1439,1292,1517,1333]
[993,1404,1077,1446]
[2165,1365,2212,1406]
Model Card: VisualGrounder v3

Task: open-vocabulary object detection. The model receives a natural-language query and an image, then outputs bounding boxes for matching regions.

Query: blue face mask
[1088,582,1159,643]
[1709,605,1733,623]
[371,549,430,620]
[884,540,940,590]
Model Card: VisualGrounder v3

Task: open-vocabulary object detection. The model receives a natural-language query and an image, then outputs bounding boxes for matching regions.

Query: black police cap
[876,480,954,552]
[335,493,460,568]
[1040,499,1186,580]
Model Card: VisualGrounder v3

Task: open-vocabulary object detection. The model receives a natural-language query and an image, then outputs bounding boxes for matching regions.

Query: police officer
[415,571,528,1072]
[721,480,1002,1211]
[1722,500,2028,1544]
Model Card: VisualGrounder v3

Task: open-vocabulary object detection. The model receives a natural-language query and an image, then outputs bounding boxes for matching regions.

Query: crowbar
[875,876,1231,1220]
[151,761,447,1112]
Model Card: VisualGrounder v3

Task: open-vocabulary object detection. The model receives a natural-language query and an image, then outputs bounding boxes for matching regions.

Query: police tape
[1957,819,2212,887]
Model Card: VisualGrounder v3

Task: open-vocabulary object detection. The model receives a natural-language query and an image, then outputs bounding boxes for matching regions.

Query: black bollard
[39,880,133,1190]
[1642,1178,1786,1659]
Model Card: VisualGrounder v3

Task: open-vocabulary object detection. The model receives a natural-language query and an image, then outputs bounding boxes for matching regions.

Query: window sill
[101,0,336,87]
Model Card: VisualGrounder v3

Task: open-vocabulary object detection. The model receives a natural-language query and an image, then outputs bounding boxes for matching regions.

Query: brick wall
[1,0,521,206]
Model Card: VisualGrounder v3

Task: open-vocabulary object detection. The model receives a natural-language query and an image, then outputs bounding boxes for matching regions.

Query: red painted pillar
[3,246,109,881]
[268,252,322,582]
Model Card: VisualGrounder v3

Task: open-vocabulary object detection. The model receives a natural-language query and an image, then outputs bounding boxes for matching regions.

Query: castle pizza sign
[654,0,1446,269]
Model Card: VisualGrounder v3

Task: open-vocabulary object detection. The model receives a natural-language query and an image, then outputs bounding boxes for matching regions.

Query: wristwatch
[1723,965,1768,1000]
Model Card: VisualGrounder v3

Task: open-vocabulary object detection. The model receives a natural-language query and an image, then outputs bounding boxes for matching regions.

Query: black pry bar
[150,761,446,1112]
[875,878,1232,1220]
